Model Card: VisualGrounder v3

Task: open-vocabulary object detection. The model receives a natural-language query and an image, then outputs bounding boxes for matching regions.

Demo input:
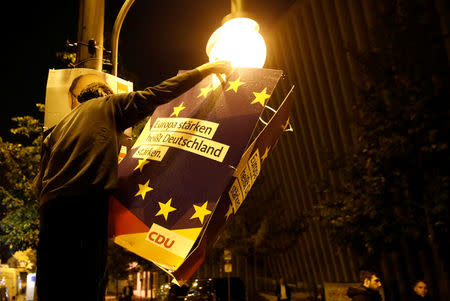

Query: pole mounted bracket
[88,39,97,55]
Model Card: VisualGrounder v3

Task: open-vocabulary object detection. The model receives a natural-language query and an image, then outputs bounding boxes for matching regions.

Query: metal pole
[111,0,135,76]
[227,273,231,301]
[223,0,252,24]
[76,0,105,70]
[231,0,244,13]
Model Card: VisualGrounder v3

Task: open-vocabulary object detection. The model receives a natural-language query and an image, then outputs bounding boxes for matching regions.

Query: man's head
[68,74,107,109]
[360,270,382,291]
[413,280,428,297]
[77,82,114,104]
[279,277,285,284]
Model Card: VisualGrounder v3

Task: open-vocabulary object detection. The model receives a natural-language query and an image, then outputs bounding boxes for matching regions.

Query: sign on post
[224,263,232,273]
[224,249,232,261]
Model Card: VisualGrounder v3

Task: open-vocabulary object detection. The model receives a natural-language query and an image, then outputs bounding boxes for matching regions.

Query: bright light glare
[206,18,266,68]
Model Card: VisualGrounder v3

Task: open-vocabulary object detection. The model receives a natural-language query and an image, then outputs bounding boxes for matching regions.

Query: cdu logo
[146,223,195,258]
[147,231,175,249]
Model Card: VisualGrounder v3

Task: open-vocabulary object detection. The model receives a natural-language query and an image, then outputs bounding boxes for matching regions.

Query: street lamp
[206,18,266,68]
[112,0,266,73]
[206,0,267,68]
[111,0,135,76]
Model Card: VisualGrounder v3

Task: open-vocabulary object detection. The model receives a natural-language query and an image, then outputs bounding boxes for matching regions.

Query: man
[275,277,291,301]
[410,280,431,301]
[33,61,231,301]
[347,270,382,301]
[122,281,134,301]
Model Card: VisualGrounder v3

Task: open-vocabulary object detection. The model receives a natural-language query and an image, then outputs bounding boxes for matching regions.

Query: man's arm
[109,61,231,130]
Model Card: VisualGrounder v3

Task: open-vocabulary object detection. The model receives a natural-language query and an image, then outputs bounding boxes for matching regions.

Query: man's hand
[196,61,232,77]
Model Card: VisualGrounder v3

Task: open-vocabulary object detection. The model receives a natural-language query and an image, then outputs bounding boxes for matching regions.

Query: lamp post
[111,0,135,76]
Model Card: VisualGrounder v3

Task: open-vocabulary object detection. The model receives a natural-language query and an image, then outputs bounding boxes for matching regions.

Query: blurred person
[33,61,231,301]
[315,284,323,301]
[168,283,186,301]
[122,281,134,301]
[275,277,291,301]
[410,280,431,301]
[347,270,382,301]
[168,284,178,301]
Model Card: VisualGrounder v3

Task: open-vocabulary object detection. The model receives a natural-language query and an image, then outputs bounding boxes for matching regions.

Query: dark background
[1,0,294,137]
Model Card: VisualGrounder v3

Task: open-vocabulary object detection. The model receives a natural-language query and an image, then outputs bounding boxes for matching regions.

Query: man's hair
[413,280,427,287]
[359,270,379,282]
[77,82,114,103]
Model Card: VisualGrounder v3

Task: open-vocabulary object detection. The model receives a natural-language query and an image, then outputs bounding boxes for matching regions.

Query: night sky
[1,0,293,137]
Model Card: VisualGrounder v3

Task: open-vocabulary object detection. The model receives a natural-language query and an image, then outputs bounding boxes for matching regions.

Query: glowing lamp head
[206,18,266,68]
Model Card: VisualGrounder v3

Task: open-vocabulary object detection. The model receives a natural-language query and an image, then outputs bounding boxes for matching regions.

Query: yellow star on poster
[134,159,150,172]
[155,198,177,221]
[225,204,234,220]
[170,102,186,117]
[198,85,212,98]
[135,180,153,200]
[190,201,212,224]
[251,88,271,107]
[261,146,271,161]
[226,77,245,93]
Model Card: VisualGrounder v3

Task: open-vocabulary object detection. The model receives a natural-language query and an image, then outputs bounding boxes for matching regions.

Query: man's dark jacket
[347,286,382,301]
[34,69,202,204]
